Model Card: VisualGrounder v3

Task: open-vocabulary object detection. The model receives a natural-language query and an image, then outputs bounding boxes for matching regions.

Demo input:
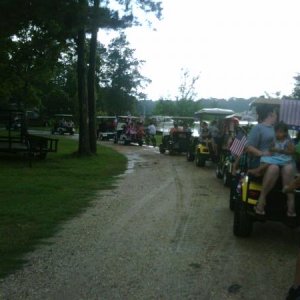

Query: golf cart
[232,99,300,237]
[96,116,116,140]
[51,114,75,135]
[114,116,144,146]
[191,108,234,167]
[159,117,194,155]
[153,116,174,135]
[186,120,201,161]
[216,118,257,187]
[0,109,58,162]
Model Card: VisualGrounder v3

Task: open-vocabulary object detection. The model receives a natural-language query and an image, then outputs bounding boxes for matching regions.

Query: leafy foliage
[293,74,300,100]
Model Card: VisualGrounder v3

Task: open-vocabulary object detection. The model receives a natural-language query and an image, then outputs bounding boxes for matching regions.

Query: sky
[100,0,300,100]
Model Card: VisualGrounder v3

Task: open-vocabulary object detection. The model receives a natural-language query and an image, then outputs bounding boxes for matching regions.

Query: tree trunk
[77,26,91,155]
[87,0,100,154]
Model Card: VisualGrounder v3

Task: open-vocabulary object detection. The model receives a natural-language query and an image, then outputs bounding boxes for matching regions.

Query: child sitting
[248,121,295,177]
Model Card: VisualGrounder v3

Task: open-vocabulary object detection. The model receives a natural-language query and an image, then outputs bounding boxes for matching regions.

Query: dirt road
[0,143,299,299]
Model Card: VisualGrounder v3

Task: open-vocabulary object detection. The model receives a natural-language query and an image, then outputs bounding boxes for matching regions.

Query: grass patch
[0,138,127,278]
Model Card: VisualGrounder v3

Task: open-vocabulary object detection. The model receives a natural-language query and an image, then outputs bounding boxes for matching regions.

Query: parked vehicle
[186,121,201,161]
[51,114,75,135]
[114,116,144,146]
[151,116,174,135]
[159,117,194,155]
[192,108,234,167]
[232,99,300,237]
[216,120,257,187]
[159,130,192,155]
[96,116,116,140]
[0,109,58,163]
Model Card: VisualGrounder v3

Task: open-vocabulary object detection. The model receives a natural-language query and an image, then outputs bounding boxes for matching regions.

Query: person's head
[202,121,208,128]
[274,121,289,140]
[256,104,277,124]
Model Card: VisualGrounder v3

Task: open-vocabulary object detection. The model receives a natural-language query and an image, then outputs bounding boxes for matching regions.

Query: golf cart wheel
[159,144,165,154]
[195,153,205,167]
[39,152,47,160]
[138,140,143,146]
[233,195,253,237]
[215,164,223,178]
[223,168,231,187]
[229,176,238,211]
[152,138,157,147]
[186,150,195,162]
[169,149,175,155]
[59,129,64,135]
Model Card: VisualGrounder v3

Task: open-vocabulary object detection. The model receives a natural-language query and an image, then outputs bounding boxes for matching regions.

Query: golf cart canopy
[54,114,73,118]
[194,108,234,119]
[96,116,116,120]
[250,98,281,107]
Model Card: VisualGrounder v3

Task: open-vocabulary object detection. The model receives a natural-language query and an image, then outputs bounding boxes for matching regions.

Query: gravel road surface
[0,143,299,299]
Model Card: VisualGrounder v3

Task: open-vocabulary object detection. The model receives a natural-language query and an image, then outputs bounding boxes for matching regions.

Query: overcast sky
[100,0,300,100]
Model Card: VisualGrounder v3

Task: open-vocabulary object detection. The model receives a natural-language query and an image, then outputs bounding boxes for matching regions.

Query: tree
[293,74,300,99]
[99,32,150,115]
[177,68,200,101]
[0,0,162,155]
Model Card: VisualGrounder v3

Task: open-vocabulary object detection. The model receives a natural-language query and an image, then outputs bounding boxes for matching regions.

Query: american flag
[280,99,300,130]
[230,131,247,157]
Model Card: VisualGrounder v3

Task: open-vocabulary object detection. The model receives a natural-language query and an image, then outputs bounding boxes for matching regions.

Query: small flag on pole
[230,132,247,157]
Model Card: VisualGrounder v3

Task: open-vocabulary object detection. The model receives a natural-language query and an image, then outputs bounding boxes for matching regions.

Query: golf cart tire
[229,187,235,211]
[138,140,143,146]
[159,144,165,154]
[233,198,253,237]
[195,153,205,167]
[186,150,195,162]
[215,164,223,179]
[223,169,231,187]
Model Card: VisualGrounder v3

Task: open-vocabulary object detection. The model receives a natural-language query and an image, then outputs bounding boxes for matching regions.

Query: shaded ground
[0,143,299,299]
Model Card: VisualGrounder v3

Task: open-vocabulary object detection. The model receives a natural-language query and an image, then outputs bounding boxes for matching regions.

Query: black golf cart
[159,117,194,155]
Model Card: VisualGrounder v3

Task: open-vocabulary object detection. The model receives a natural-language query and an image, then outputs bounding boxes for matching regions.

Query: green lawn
[0,138,127,278]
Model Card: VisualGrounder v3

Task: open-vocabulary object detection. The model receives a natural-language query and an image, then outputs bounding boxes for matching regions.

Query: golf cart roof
[239,120,258,126]
[250,98,281,107]
[194,108,234,118]
[96,116,116,119]
[54,114,73,117]
[118,115,140,120]
[171,116,195,120]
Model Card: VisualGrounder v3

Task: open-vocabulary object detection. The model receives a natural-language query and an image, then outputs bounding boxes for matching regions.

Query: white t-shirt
[148,124,156,135]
